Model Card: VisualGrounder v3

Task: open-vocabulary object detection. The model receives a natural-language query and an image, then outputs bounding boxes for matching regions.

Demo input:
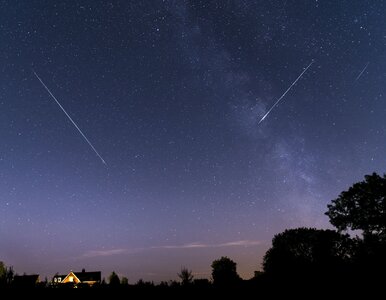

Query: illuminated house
[53,269,101,286]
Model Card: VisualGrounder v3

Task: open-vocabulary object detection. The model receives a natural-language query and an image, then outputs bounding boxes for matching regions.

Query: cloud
[82,240,264,258]
[218,240,262,247]
[153,242,207,249]
[154,240,263,249]
[82,249,128,258]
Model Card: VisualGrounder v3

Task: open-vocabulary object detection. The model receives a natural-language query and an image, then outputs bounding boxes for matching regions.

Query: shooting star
[33,70,107,165]
[258,60,314,124]
[355,62,369,82]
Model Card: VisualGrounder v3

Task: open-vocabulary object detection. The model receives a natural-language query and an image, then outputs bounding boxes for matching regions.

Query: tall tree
[326,173,386,238]
[0,262,14,287]
[211,257,241,286]
[263,228,354,277]
[0,261,6,287]
[109,271,120,287]
[5,266,14,286]
[177,267,194,286]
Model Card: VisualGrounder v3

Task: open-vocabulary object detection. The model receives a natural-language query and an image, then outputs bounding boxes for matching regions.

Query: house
[13,274,40,287]
[52,274,67,284]
[53,269,101,286]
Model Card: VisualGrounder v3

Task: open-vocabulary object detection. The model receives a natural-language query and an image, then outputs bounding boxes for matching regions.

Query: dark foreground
[2,276,384,299]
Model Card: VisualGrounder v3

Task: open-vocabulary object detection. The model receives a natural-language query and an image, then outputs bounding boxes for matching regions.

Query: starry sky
[1,0,386,282]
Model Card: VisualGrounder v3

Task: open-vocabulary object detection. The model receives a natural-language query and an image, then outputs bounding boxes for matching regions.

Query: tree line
[1,172,386,291]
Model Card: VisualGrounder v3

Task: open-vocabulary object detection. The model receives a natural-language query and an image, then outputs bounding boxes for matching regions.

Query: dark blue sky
[1,0,386,281]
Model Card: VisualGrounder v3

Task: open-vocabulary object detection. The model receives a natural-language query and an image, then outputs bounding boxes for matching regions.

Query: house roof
[54,270,101,283]
[73,271,101,282]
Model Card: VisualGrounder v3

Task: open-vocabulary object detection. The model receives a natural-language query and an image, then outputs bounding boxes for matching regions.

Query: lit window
[58,278,61,282]
[69,276,73,282]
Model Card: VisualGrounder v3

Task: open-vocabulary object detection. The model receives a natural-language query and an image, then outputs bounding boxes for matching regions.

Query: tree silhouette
[121,276,129,286]
[109,271,120,287]
[326,173,386,239]
[0,261,6,287]
[211,256,241,287]
[325,173,386,284]
[263,228,354,279]
[177,267,193,286]
[6,266,14,286]
[0,261,14,287]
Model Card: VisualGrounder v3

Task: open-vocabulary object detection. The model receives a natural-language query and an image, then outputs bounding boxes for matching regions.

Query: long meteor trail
[33,70,107,165]
[258,60,314,124]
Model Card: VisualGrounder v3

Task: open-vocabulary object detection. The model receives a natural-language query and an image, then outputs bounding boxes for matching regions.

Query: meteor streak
[355,62,369,82]
[258,60,314,124]
[33,70,107,165]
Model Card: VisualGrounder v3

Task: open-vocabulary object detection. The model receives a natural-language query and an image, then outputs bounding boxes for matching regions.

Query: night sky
[1,0,386,282]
